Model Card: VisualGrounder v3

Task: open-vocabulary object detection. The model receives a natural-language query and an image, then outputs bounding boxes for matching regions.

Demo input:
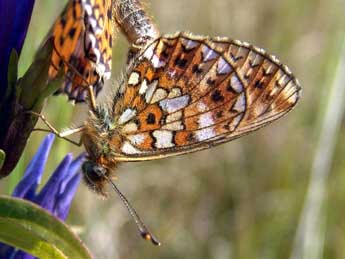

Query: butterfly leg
[87,85,97,111]
[28,111,84,146]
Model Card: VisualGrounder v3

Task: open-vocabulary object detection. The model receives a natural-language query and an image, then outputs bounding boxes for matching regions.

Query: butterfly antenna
[105,176,161,246]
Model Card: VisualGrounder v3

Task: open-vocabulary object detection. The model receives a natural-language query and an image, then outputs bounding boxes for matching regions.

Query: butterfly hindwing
[111,32,300,160]
[46,0,113,102]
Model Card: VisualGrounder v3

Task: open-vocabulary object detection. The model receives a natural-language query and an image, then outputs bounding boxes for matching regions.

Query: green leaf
[6,49,19,102]
[31,69,64,112]
[18,38,60,110]
[0,150,5,171]
[0,196,92,259]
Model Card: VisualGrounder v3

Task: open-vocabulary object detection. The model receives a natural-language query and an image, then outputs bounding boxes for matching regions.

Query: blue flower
[0,0,62,178]
[0,0,35,95]
[0,0,37,178]
[0,134,83,259]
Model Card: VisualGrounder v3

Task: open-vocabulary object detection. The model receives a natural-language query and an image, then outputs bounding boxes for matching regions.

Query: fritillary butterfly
[42,0,113,102]
[37,32,301,245]
[79,32,301,243]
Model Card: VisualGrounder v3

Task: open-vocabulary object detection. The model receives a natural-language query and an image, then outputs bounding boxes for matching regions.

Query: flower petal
[12,250,35,259]
[0,0,35,94]
[55,153,84,220]
[12,134,55,200]
[0,245,15,259]
[3,134,84,258]
[34,154,72,212]
[59,153,85,194]
[55,172,82,220]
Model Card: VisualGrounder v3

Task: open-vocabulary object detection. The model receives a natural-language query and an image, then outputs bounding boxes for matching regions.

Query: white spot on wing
[145,80,158,102]
[128,134,145,145]
[122,122,138,133]
[197,102,208,112]
[167,87,182,98]
[150,88,167,103]
[230,75,244,93]
[166,111,182,123]
[217,57,232,74]
[181,39,199,50]
[88,17,97,30]
[92,48,100,63]
[143,42,157,60]
[87,34,96,49]
[118,108,137,125]
[96,63,105,75]
[195,127,216,141]
[151,54,166,68]
[94,27,103,35]
[232,93,246,112]
[202,45,219,62]
[84,3,92,15]
[122,142,142,154]
[199,112,214,128]
[128,72,140,86]
[162,121,183,130]
[159,95,190,113]
[162,112,183,130]
[139,79,148,94]
[152,130,175,148]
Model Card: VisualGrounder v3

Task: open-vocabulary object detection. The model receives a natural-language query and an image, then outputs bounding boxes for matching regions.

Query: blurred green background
[1,0,345,258]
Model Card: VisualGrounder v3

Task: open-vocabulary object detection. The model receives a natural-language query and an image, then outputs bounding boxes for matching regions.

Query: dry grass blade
[291,33,345,259]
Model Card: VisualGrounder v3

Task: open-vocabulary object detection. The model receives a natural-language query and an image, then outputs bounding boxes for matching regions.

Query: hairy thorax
[82,106,124,167]
[81,106,123,194]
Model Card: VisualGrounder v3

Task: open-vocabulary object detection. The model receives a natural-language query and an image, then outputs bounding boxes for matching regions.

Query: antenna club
[141,232,161,246]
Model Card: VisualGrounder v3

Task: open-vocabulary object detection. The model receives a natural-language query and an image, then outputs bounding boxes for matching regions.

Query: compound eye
[94,165,106,177]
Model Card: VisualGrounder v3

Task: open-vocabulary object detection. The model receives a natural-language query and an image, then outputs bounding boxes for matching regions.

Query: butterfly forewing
[112,32,300,161]
[46,0,113,102]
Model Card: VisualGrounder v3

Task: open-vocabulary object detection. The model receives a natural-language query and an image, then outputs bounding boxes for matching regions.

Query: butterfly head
[81,160,110,196]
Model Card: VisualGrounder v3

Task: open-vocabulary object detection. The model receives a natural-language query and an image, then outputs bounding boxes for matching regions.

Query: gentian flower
[0,0,64,178]
[0,0,35,95]
[0,0,40,177]
[0,134,83,259]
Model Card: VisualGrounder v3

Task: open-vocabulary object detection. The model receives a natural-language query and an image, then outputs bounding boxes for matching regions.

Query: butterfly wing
[44,0,113,102]
[112,32,301,161]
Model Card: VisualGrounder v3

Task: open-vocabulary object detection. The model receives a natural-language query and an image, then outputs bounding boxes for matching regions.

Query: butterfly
[36,32,301,245]
[81,30,300,179]
[40,0,113,102]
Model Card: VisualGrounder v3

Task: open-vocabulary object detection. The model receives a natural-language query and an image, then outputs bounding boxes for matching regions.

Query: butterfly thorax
[81,106,122,195]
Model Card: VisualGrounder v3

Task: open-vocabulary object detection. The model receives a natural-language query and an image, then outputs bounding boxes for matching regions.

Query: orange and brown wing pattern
[112,32,301,160]
[47,0,113,102]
